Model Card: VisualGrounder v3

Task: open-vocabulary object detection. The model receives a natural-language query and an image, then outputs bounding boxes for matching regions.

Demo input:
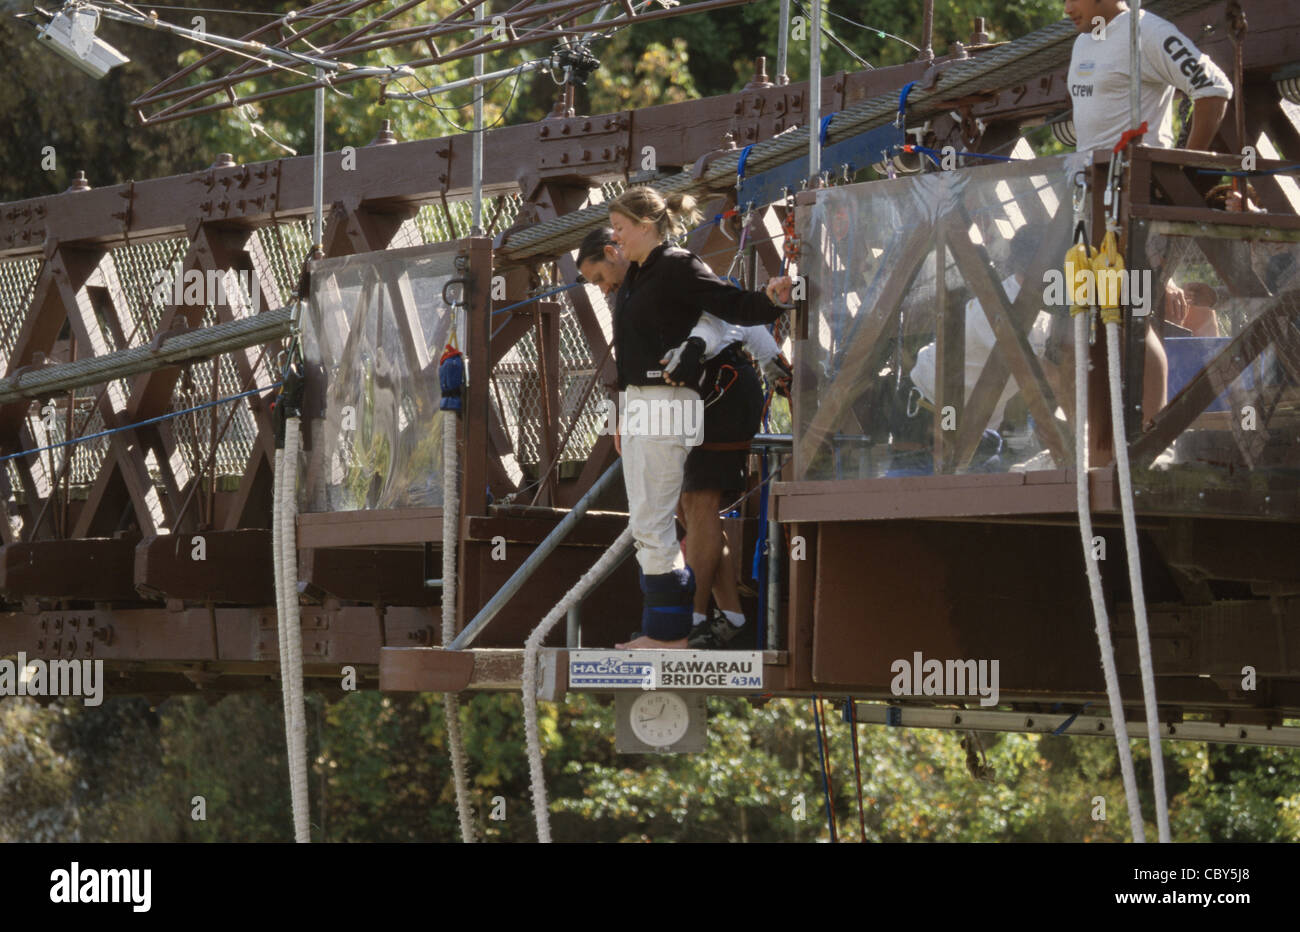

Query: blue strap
[818,112,837,148]
[910,144,1018,164]
[1052,701,1094,735]
[736,143,755,182]
[491,282,582,317]
[752,454,770,648]
[897,81,916,123]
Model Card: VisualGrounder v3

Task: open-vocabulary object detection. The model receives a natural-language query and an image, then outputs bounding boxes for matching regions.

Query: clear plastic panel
[795,156,1077,481]
[301,244,464,512]
[1129,221,1300,517]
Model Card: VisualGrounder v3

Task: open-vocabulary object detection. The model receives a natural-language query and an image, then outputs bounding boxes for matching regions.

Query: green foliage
[3,0,1069,200]
[3,690,1298,842]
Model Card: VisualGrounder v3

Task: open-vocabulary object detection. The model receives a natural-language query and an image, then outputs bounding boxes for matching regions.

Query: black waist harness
[700,341,753,407]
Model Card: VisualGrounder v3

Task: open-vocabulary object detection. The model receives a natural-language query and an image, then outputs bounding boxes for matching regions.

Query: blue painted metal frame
[735,123,905,211]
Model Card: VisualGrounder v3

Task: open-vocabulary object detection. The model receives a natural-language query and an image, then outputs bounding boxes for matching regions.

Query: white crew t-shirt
[1068,9,1231,156]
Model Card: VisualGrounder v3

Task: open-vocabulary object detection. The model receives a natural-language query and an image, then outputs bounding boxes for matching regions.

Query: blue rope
[812,697,838,842]
[897,81,916,124]
[0,382,282,464]
[818,112,837,148]
[737,143,755,183]
[752,452,770,648]
[909,144,1018,164]
[1052,701,1094,735]
[491,282,583,317]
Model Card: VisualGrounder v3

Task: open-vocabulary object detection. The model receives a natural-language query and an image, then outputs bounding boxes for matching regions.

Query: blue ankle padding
[639,567,695,641]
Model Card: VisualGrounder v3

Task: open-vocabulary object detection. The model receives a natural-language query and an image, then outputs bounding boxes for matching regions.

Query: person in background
[577,226,791,649]
[1174,281,1222,337]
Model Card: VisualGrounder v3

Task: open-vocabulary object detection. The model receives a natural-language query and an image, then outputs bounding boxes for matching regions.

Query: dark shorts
[683,348,764,496]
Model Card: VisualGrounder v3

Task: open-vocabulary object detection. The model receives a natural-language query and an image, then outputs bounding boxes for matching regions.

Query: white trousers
[620,384,696,576]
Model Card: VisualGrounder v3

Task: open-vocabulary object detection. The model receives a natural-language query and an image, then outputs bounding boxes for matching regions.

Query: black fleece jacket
[613,243,783,390]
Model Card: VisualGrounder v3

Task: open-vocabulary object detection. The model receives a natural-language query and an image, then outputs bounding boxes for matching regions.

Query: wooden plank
[772,469,1118,522]
[464,512,628,547]
[933,240,962,471]
[1131,202,1300,232]
[296,507,443,548]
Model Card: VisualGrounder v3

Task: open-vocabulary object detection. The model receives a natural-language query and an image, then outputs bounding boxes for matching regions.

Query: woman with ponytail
[604,186,792,649]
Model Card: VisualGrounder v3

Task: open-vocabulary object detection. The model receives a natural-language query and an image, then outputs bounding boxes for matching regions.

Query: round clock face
[630,691,690,748]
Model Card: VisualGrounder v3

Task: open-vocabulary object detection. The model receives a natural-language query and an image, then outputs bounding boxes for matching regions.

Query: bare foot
[614,635,689,649]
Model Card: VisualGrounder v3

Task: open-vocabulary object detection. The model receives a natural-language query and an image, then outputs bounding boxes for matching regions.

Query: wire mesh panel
[488,275,610,493]
[107,236,191,343]
[413,194,522,246]
[0,255,44,368]
[254,219,315,307]
[301,243,462,512]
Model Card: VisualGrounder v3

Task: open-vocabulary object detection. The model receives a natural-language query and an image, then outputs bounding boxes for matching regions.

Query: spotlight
[1047,111,1076,147]
[36,8,130,80]
[1274,65,1300,105]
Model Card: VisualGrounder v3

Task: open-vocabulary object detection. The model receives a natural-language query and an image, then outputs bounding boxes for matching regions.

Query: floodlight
[36,8,130,80]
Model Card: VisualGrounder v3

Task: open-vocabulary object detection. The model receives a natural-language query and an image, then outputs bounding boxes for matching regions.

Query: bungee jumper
[582,187,791,650]
[577,226,791,650]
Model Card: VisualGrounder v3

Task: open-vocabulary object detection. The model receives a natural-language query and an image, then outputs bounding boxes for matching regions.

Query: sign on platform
[568,650,764,691]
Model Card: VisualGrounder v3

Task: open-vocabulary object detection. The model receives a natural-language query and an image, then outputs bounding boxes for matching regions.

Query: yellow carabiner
[1091,230,1125,325]
[1065,241,1095,317]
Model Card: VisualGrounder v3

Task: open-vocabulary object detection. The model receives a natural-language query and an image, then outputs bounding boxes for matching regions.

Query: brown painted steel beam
[0,538,141,601]
[298,547,439,606]
[134,530,274,603]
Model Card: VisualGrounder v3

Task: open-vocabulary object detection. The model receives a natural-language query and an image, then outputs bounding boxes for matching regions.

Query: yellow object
[1092,230,1124,325]
[1065,242,1095,317]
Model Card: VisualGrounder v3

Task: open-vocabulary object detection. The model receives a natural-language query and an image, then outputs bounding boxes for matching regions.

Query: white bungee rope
[1068,178,1145,841]
[1097,152,1171,842]
[441,398,477,843]
[1075,313,1146,841]
[1104,317,1171,842]
[523,526,636,843]
[278,415,311,843]
[271,444,301,835]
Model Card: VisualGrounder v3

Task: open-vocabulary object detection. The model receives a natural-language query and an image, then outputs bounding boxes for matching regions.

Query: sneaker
[688,610,748,649]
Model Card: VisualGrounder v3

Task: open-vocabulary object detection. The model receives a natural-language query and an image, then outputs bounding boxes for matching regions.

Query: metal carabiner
[1071,170,1088,219]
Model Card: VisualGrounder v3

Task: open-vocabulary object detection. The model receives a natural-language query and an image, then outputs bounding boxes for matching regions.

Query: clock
[629,691,691,748]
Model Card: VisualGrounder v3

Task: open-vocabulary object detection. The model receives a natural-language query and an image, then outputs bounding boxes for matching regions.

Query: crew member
[1064,0,1231,424]
[581,189,790,650]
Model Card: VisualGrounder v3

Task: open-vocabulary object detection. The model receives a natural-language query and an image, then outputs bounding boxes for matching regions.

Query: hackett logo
[49,862,151,912]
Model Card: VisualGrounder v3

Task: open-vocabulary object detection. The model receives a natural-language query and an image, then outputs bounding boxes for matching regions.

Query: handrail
[448,459,624,649]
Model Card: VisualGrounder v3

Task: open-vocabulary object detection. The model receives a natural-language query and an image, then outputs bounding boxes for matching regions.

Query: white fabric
[689,312,780,363]
[1068,9,1231,156]
[621,384,695,575]
[909,276,1052,427]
